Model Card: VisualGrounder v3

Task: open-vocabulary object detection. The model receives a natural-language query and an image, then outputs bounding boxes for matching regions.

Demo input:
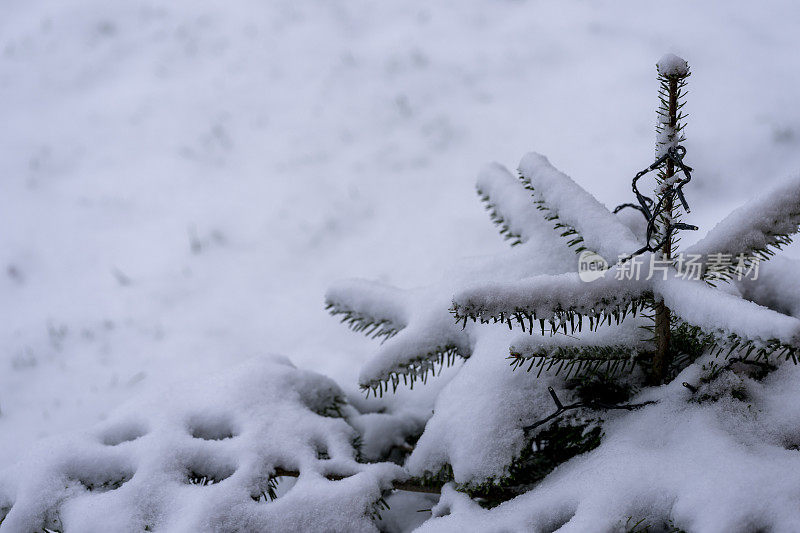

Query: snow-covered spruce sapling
[326,55,800,505]
[455,54,800,384]
[647,55,693,384]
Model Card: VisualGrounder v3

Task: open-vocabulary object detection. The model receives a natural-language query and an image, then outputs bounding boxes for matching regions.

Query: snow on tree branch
[415,364,800,532]
[656,53,690,78]
[405,330,569,488]
[684,172,800,279]
[357,302,472,396]
[326,280,472,394]
[655,274,800,359]
[452,268,650,334]
[325,279,410,341]
[738,257,800,319]
[330,187,577,394]
[509,322,648,377]
[477,162,573,250]
[518,153,642,262]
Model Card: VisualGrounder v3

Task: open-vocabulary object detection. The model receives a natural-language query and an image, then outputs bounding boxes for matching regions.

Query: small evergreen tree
[326,54,800,509]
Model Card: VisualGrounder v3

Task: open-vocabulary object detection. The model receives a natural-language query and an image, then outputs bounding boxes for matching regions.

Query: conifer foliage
[326,54,800,509]
[329,55,800,393]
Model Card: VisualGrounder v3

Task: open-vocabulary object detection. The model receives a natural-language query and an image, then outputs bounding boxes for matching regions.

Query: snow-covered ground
[2,0,800,475]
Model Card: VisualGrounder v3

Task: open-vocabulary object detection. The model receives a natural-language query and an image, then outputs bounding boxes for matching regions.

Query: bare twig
[522,387,656,433]
[271,468,442,494]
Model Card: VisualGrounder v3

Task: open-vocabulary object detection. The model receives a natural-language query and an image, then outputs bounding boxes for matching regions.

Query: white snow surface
[0,356,403,532]
[417,362,800,532]
[4,0,800,471]
[406,329,566,485]
[4,0,800,531]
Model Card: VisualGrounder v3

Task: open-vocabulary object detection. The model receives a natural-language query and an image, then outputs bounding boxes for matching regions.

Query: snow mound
[0,357,402,532]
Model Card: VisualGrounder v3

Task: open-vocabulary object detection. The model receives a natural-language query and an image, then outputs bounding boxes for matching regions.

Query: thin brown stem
[272,468,442,494]
[650,76,679,385]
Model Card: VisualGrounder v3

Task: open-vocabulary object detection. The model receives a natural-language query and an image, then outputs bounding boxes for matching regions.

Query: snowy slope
[2,0,800,475]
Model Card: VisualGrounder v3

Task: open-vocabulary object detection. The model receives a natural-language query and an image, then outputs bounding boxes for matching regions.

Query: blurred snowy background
[2,0,799,469]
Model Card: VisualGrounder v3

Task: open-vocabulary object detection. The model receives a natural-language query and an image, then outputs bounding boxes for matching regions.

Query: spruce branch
[655,274,800,361]
[508,344,640,378]
[452,422,604,506]
[517,180,589,253]
[452,271,650,336]
[452,299,647,337]
[360,344,464,397]
[475,163,538,246]
[507,321,648,377]
[477,187,526,246]
[673,319,799,364]
[683,172,800,282]
[325,280,408,341]
[516,154,642,262]
[325,302,404,342]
